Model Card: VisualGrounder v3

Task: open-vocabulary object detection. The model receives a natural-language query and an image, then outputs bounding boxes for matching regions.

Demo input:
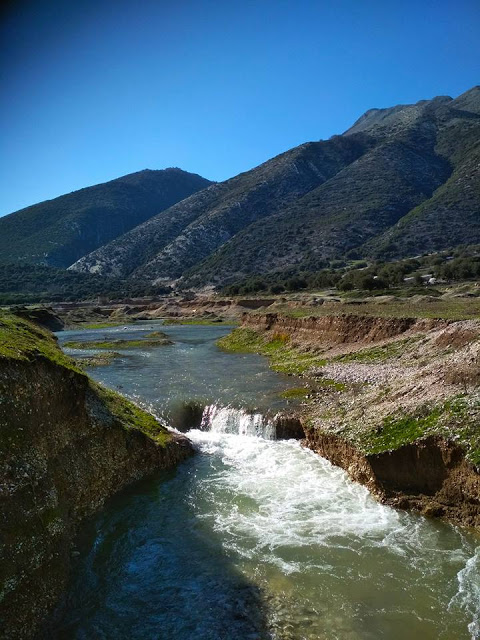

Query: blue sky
[1,0,479,215]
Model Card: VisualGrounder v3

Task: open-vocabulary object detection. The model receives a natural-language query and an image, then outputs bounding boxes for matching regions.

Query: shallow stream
[54,323,480,639]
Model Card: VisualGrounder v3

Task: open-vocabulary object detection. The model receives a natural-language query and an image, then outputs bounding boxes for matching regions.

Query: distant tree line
[221,246,480,296]
[0,263,171,304]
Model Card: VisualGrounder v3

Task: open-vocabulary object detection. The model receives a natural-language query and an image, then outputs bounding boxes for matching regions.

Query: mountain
[70,136,370,278]
[0,169,211,268]
[55,87,480,286]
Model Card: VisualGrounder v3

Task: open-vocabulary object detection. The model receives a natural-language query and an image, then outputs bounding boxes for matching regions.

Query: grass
[332,337,420,364]
[360,408,443,454]
[0,310,172,450]
[217,327,326,375]
[267,298,480,321]
[93,382,172,447]
[317,378,347,391]
[64,336,172,350]
[0,311,81,372]
[356,397,480,467]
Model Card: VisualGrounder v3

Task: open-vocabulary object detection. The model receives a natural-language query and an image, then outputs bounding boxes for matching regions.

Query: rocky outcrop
[304,431,480,528]
[0,314,194,639]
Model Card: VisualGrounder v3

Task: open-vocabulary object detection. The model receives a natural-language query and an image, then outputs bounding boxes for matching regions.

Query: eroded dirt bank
[305,431,480,528]
[224,312,480,529]
[0,315,193,639]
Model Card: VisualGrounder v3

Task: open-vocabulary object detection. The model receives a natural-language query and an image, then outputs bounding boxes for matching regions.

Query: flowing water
[54,324,480,639]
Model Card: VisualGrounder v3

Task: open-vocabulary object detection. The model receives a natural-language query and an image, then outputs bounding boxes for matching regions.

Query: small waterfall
[200,404,276,439]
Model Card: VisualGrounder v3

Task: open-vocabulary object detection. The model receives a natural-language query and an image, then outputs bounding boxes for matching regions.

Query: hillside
[0,168,211,268]
[67,87,480,289]
[70,135,370,278]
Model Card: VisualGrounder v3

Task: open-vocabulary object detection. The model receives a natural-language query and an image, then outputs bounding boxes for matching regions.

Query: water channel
[53,323,479,639]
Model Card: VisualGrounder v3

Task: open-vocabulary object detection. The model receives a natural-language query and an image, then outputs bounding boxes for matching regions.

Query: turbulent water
[55,324,480,639]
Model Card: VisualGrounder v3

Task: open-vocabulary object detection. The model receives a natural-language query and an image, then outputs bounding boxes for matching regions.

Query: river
[53,323,480,639]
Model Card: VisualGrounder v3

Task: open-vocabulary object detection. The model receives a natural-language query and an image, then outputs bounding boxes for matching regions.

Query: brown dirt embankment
[305,431,480,528]
[242,311,445,348]
[237,311,480,528]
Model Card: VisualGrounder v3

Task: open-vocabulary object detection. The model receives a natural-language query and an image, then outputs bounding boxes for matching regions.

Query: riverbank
[219,312,480,529]
[0,312,194,639]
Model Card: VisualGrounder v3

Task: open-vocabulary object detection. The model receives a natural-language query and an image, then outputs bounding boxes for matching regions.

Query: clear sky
[1,0,479,216]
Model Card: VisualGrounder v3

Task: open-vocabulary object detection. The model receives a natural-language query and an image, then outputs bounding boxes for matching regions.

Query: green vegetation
[0,311,172,448]
[361,408,443,455]
[0,311,80,372]
[64,335,172,350]
[269,297,480,321]
[221,245,480,299]
[217,328,326,375]
[0,263,172,304]
[0,169,211,268]
[333,338,420,363]
[317,378,347,391]
[356,397,480,467]
[91,382,172,447]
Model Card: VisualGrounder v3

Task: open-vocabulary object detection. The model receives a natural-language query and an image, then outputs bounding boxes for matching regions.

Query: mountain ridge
[71,86,480,287]
[2,86,479,289]
[0,168,212,268]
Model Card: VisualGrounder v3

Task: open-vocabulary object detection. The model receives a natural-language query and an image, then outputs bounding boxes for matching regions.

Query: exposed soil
[235,311,480,528]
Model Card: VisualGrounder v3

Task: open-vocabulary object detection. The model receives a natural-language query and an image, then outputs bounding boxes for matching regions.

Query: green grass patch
[0,311,81,372]
[268,298,480,321]
[317,378,347,391]
[217,327,326,375]
[332,337,420,363]
[64,335,173,350]
[358,397,480,466]
[441,397,480,467]
[361,408,443,454]
[93,382,172,447]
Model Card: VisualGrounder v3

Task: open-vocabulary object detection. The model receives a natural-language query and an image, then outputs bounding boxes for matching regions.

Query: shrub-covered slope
[70,87,480,288]
[0,168,211,268]
[70,135,369,279]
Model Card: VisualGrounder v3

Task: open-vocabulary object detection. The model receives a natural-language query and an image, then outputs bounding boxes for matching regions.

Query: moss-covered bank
[0,313,193,639]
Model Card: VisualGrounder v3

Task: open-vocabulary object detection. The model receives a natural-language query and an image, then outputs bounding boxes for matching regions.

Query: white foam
[201,404,276,438]
[186,427,479,637]
[449,546,480,639]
